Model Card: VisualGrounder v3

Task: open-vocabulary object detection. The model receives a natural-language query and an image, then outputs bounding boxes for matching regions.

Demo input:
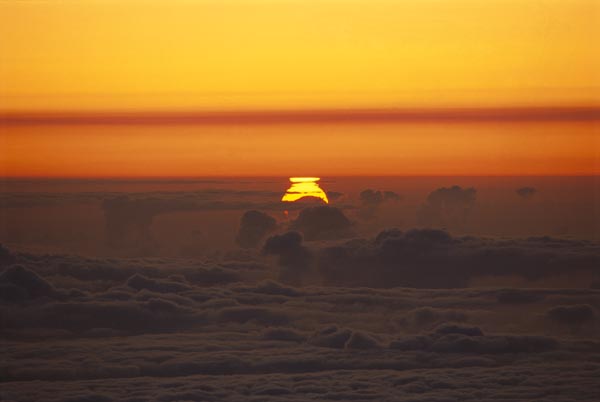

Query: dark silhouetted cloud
[235,210,277,248]
[357,189,402,220]
[263,231,312,285]
[127,274,191,293]
[0,243,16,266]
[359,189,401,206]
[290,206,354,241]
[308,325,353,349]
[317,228,600,288]
[326,191,344,202]
[0,265,61,302]
[516,186,538,199]
[417,185,476,231]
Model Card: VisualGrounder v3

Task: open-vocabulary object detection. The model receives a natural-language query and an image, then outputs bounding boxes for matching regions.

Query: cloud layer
[262,228,600,288]
[1,241,599,401]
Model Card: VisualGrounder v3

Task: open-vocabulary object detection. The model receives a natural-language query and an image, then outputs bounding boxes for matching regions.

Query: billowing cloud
[317,228,600,288]
[357,189,402,220]
[1,240,600,401]
[417,185,476,231]
[0,265,61,302]
[390,324,559,354]
[127,274,192,293]
[0,243,16,266]
[308,325,352,348]
[404,307,469,329]
[289,206,354,241]
[307,326,381,350]
[263,231,312,284]
[359,189,401,206]
[235,210,277,248]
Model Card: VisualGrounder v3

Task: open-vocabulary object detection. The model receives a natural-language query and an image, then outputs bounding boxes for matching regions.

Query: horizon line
[1,174,599,180]
[1,105,599,126]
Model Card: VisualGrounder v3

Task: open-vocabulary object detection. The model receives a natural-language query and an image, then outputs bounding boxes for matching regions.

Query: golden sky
[0,0,598,177]
[1,0,598,111]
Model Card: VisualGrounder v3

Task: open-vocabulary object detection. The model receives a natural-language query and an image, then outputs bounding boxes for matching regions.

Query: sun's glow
[282,177,329,204]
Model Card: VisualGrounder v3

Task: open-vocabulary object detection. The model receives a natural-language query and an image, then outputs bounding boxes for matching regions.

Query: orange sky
[2,121,597,177]
[0,0,598,177]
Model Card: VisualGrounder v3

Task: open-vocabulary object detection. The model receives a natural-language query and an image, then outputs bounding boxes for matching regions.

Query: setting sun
[281,177,329,204]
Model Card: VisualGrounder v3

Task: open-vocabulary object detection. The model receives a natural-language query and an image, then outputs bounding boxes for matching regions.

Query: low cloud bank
[264,228,600,288]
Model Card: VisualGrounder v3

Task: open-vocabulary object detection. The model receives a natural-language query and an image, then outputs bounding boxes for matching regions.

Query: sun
[281,177,329,204]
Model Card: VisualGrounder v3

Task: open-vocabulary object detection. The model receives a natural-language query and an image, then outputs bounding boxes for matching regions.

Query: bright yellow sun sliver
[282,177,329,204]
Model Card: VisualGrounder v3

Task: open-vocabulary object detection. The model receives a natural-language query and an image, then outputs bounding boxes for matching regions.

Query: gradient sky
[1,0,598,110]
[0,0,598,177]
